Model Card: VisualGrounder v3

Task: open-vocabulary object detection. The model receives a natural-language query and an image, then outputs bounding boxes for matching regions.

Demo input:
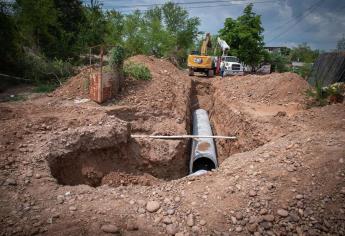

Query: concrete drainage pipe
[189,109,218,175]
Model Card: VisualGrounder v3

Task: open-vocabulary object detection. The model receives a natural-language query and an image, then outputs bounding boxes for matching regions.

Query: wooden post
[99,46,104,102]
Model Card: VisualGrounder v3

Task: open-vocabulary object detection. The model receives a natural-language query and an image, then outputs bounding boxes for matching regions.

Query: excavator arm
[200,33,212,55]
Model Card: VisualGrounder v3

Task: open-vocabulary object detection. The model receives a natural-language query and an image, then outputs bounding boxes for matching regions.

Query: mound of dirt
[214,72,310,105]
[116,55,191,133]
[53,66,92,98]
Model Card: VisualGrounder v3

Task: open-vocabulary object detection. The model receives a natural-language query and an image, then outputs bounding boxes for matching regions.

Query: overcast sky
[98,0,345,51]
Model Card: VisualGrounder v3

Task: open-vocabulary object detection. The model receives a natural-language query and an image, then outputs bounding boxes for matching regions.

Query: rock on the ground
[263,214,275,222]
[101,224,119,233]
[5,178,17,186]
[187,214,194,227]
[146,201,160,212]
[249,190,257,197]
[166,224,178,235]
[200,220,206,226]
[277,209,289,217]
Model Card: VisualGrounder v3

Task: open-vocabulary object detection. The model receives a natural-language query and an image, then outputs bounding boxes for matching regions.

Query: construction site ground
[0,55,344,236]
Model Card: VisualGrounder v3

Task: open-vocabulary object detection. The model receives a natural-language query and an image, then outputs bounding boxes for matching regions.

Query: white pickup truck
[221,56,244,76]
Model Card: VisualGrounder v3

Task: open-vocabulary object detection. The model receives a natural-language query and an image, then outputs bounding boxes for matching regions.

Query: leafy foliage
[268,51,289,73]
[104,3,200,65]
[33,83,58,93]
[219,4,265,71]
[305,80,328,106]
[109,46,125,67]
[124,62,152,81]
[21,50,73,83]
[289,43,319,63]
[0,0,200,85]
[0,1,21,75]
[295,63,313,79]
[306,82,345,107]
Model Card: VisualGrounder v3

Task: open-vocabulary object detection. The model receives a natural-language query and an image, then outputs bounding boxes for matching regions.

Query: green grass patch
[33,83,58,93]
[124,62,151,81]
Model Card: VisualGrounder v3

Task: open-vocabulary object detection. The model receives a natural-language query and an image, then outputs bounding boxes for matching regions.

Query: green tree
[122,10,146,56]
[162,2,200,65]
[105,10,124,46]
[51,0,86,59]
[289,43,319,63]
[78,0,107,49]
[15,0,59,55]
[0,1,21,75]
[268,51,289,73]
[219,4,265,71]
[143,7,172,57]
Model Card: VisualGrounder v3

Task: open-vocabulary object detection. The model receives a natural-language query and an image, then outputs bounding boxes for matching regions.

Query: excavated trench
[47,77,267,188]
[190,78,268,163]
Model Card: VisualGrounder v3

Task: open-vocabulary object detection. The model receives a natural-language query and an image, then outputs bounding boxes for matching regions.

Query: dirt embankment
[211,73,310,162]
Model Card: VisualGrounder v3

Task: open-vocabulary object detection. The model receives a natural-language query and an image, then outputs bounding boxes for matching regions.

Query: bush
[21,50,73,84]
[124,62,151,80]
[306,81,345,106]
[294,63,312,79]
[109,46,125,68]
[33,83,58,93]
[269,52,289,72]
[306,80,328,106]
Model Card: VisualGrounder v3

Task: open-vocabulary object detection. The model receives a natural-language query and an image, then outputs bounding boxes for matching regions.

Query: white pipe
[131,134,237,140]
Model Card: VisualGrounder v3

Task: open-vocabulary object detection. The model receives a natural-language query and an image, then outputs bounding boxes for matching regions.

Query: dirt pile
[52,66,92,98]
[116,55,191,132]
[213,72,310,105]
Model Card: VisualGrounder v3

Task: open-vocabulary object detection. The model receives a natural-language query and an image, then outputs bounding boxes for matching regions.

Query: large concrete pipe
[190,109,218,174]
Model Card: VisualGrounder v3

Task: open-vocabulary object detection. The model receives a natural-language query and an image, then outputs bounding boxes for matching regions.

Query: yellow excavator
[187,33,214,77]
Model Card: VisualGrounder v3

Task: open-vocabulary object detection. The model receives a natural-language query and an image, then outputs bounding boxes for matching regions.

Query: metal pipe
[190,109,218,174]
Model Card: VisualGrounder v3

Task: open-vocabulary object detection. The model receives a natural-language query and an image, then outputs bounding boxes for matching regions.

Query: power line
[285,2,345,46]
[183,0,279,9]
[268,0,324,33]
[114,0,280,12]
[266,0,325,43]
[113,0,240,9]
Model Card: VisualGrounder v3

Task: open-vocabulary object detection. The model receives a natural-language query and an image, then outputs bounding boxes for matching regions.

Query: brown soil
[0,56,344,236]
[52,66,93,99]
[102,172,161,187]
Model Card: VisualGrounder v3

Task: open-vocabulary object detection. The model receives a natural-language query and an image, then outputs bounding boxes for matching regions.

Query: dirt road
[0,55,344,235]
